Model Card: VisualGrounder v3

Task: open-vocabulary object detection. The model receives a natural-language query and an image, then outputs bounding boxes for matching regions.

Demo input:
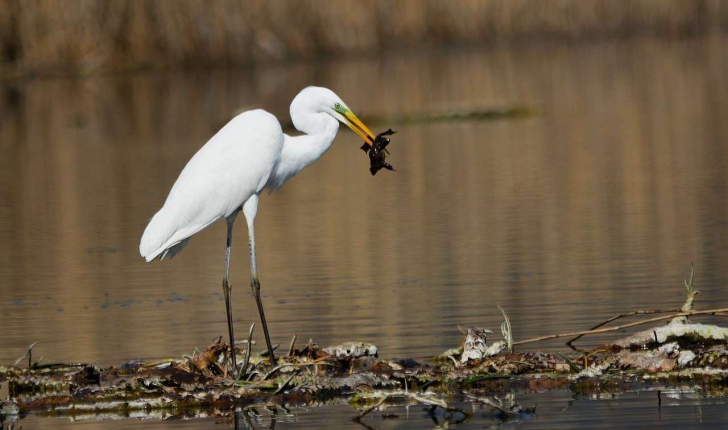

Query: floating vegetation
[2,266,728,425]
[363,106,537,126]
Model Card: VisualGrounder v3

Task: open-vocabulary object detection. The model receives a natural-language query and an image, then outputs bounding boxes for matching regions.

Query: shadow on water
[1,34,728,428]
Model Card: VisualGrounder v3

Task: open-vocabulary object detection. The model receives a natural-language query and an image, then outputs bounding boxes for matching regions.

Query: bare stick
[556,352,582,373]
[273,368,302,395]
[566,309,680,347]
[263,357,334,381]
[288,335,297,357]
[515,308,728,346]
[13,342,38,368]
[237,323,255,381]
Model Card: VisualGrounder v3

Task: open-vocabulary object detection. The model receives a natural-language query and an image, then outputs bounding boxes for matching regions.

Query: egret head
[291,86,376,145]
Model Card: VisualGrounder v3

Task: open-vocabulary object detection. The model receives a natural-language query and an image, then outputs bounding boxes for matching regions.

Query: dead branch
[515,308,728,347]
[237,323,255,381]
[288,335,297,357]
[566,309,680,347]
[13,342,38,368]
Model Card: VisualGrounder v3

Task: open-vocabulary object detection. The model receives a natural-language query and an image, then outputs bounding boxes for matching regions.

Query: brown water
[1,34,728,428]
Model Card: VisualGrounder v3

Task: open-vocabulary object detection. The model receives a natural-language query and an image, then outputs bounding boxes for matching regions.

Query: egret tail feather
[139,207,217,262]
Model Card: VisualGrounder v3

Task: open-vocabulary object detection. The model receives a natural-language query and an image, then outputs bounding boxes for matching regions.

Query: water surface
[1,34,727,428]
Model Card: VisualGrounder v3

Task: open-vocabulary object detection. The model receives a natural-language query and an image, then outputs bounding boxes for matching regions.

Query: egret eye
[334,102,342,110]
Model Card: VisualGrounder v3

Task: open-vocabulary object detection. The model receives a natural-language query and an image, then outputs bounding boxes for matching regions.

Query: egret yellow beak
[342,110,376,145]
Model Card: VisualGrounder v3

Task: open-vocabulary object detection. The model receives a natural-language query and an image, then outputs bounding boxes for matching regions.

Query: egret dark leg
[223,212,239,374]
[251,274,275,364]
[244,195,276,365]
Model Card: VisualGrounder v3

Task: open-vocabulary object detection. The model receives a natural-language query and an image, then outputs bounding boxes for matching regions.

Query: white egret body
[140,87,376,368]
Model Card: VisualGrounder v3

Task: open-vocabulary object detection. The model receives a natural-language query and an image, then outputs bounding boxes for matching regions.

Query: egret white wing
[140,110,283,261]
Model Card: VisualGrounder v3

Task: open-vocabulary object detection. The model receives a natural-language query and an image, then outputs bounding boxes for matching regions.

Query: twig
[142,359,178,368]
[516,308,728,346]
[237,323,255,381]
[288,335,297,357]
[556,353,582,373]
[260,344,279,357]
[263,357,334,380]
[13,342,38,368]
[272,368,302,395]
[566,309,680,347]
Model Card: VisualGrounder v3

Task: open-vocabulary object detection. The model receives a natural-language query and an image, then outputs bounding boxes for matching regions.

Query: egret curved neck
[268,116,339,190]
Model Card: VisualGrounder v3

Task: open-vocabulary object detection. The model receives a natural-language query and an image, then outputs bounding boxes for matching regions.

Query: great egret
[139,86,377,369]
